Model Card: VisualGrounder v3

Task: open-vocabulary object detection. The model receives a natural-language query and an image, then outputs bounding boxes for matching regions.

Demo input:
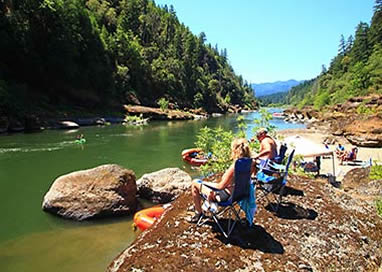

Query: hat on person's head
[256,127,268,136]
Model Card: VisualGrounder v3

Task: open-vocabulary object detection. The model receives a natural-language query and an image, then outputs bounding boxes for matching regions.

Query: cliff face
[108,175,382,272]
[284,95,382,147]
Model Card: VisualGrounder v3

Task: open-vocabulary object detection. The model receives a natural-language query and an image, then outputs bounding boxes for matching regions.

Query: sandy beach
[277,128,382,181]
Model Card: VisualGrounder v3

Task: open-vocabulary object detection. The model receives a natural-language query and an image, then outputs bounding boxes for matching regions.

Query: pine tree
[351,22,370,64]
[345,35,354,54]
[321,64,327,75]
[338,34,346,56]
[369,0,382,48]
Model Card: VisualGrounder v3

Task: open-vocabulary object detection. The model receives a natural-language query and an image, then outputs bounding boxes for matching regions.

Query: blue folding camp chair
[273,143,288,164]
[197,157,253,238]
[256,150,295,212]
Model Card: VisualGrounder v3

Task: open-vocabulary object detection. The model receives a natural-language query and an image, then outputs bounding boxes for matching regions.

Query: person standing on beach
[252,128,277,161]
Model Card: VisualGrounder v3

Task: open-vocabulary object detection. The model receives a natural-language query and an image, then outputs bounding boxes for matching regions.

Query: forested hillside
[251,79,301,97]
[0,0,255,118]
[257,91,288,106]
[286,0,382,109]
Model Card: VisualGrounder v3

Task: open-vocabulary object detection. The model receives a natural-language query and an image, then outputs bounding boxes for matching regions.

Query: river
[0,111,304,272]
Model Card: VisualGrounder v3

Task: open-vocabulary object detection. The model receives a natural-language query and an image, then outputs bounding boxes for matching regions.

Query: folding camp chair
[197,157,253,238]
[256,150,295,212]
[274,143,288,164]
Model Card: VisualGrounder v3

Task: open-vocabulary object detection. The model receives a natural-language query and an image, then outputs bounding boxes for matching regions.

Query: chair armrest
[201,183,223,192]
[257,159,286,172]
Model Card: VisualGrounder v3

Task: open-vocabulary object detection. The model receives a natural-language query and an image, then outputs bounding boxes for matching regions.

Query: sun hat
[256,127,268,136]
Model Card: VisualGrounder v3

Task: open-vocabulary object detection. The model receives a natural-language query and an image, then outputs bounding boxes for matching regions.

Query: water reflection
[0,111,304,272]
[0,218,136,272]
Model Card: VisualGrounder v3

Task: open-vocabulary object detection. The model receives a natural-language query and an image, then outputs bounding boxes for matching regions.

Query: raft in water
[181,148,208,166]
[75,138,86,144]
[133,204,170,231]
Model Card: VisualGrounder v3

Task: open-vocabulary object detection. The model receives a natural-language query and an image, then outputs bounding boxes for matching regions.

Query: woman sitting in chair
[189,138,256,223]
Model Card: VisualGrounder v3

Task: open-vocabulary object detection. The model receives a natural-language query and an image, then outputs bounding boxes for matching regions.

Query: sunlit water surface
[0,111,304,272]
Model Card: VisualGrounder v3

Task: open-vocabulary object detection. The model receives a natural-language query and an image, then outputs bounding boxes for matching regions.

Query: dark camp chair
[255,150,295,212]
[197,157,253,238]
[273,143,288,164]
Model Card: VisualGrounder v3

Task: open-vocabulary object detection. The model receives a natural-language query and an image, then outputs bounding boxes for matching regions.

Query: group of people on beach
[189,128,277,223]
[335,143,358,165]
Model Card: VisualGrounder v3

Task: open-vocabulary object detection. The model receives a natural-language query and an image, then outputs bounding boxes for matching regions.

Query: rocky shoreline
[0,104,249,134]
[42,147,381,271]
[282,94,382,148]
[37,99,382,271]
[107,174,382,272]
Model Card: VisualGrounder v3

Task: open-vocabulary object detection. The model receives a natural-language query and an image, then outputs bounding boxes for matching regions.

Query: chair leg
[269,185,285,212]
[257,183,284,212]
[211,215,229,238]
[276,185,285,210]
[199,206,241,239]
[196,213,207,226]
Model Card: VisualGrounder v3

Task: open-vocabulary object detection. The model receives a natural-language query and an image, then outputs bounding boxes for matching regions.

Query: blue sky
[154,0,375,83]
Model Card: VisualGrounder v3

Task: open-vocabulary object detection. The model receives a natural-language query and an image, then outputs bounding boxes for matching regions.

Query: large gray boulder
[42,164,137,220]
[136,168,192,203]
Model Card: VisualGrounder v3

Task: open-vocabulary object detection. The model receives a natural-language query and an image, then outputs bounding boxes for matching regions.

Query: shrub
[369,163,382,180]
[196,126,234,175]
[356,102,375,115]
[157,97,169,112]
[252,108,276,138]
[376,198,382,217]
[124,114,144,123]
[195,108,273,175]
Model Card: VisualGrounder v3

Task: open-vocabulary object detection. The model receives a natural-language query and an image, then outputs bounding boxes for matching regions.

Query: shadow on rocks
[212,221,284,254]
[266,202,318,220]
[259,185,304,197]
[283,186,304,197]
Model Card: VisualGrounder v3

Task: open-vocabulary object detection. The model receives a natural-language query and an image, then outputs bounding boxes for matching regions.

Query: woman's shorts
[214,189,230,202]
[195,179,231,202]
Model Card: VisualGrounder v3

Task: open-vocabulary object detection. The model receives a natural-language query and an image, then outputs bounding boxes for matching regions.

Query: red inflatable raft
[182,148,208,166]
[133,205,166,231]
[272,112,284,119]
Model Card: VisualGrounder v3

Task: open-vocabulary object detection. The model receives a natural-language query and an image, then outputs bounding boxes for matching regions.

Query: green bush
[195,108,273,175]
[224,94,231,105]
[124,115,142,122]
[356,102,375,115]
[252,108,276,136]
[157,97,169,112]
[376,198,382,217]
[196,126,234,175]
[369,163,382,180]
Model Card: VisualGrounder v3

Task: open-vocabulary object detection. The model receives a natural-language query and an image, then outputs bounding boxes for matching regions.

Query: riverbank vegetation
[372,163,382,216]
[0,0,255,120]
[261,1,381,109]
[195,109,273,175]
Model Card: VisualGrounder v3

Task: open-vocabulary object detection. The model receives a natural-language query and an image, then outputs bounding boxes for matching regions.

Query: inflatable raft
[181,148,208,166]
[133,205,168,231]
[75,138,86,144]
[272,112,284,119]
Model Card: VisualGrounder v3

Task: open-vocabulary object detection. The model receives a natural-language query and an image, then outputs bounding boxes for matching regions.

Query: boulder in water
[136,168,192,203]
[42,164,137,220]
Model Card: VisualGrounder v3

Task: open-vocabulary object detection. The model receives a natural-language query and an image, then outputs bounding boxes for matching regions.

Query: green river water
[0,112,304,272]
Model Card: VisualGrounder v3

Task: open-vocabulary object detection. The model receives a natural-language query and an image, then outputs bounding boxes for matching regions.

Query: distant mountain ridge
[251,79,303,97]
